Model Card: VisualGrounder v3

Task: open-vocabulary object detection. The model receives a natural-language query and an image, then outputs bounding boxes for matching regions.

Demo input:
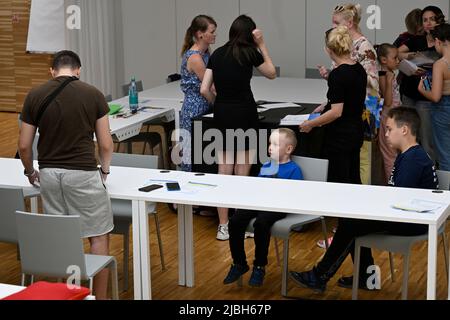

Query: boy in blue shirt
[290,107,438,293]
[224,128,303,287]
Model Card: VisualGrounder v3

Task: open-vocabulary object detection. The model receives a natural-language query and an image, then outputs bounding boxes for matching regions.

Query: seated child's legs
[253,211,287,267]
[229,209,259,265]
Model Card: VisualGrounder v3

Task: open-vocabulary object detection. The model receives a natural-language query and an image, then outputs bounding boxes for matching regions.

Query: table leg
[132,200,152,300]
[427,223,437,300]
[178,204,194,287]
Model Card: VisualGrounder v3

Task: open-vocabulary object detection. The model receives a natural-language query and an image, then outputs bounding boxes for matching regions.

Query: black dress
[207,44,264,151]
[322,63,367,184]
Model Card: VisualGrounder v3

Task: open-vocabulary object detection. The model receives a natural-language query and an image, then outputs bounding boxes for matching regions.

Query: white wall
[120,0,450,90]
[121,0,177,91]
[240,0,306,78]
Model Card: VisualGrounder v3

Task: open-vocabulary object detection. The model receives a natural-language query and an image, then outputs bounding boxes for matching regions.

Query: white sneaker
[216,224,229,241]
[245,232,254,238]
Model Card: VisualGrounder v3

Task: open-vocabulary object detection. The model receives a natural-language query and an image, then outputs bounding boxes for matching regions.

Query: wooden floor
[0,111,449,300]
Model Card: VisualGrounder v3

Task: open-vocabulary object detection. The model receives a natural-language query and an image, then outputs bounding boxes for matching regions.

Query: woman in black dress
[300,26,366,185]
[200,15,276,240]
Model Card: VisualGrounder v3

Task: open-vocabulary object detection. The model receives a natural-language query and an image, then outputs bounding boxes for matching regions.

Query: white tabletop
[135,77,328,105]
[105,166,450,226]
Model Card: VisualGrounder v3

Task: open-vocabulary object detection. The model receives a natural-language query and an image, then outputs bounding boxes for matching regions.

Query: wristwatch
[99,167,110,175]
[24,169,35,177]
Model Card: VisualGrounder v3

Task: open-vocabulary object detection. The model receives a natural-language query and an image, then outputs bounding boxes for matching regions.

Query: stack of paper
[392,199,444,213]
[279,114,310,125]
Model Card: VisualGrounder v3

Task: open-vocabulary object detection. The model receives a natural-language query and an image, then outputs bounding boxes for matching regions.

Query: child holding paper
[223,128,303,287]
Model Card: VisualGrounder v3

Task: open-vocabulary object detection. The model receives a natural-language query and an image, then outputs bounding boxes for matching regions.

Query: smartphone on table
[138,184,163,192]
[166,182,181,191]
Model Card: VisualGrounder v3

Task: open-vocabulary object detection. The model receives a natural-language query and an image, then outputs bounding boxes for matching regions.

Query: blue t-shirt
[388,145,438,189]
[258,160,303,180]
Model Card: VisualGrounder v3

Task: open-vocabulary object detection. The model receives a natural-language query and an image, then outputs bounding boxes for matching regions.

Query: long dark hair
[181,15,216,56]
[431,23,450,42]
[422,6,446,26]
[226,15,259,65]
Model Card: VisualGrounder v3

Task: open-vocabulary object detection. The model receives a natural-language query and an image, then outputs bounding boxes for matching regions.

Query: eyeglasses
[334,5,345,13]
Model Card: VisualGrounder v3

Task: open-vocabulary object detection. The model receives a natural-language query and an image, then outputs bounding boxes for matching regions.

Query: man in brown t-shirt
[18,50,114,300]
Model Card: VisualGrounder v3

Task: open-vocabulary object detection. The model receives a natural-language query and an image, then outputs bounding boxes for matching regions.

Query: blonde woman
[318,3,380,186]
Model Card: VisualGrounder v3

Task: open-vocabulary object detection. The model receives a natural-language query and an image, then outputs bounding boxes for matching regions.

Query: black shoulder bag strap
[35,76,78,126]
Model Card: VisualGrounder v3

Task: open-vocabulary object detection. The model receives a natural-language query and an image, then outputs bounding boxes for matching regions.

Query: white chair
[15,211,119,299]
[110,153,165,292]
[246,155,329,296]
[352,170,450,300]
[0,187,25,244]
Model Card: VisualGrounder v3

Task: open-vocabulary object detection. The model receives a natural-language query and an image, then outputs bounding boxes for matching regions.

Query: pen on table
[188,181,217,187]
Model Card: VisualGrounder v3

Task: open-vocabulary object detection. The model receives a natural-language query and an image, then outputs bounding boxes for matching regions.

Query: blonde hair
[333,3,362,32]
[273,128,297,150]
[325,26,353,57]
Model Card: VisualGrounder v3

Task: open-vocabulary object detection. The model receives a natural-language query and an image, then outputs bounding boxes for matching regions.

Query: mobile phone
[422,75,432,91]
[138,184,163,192]
[166,182,181,191]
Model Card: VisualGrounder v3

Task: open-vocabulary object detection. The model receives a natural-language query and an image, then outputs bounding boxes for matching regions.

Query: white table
[135,77,328,105]
[108,97,181,142]
[3,158,449,300]
[104,165,450,300]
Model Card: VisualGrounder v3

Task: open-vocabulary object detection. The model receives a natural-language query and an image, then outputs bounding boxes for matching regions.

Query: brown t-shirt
[21,76,109,171]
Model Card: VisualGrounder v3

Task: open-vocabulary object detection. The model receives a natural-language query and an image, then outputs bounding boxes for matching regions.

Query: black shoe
[223,264,250,285]
[337,275,380,291]
[248,266,265,287]
[289,269,326,293]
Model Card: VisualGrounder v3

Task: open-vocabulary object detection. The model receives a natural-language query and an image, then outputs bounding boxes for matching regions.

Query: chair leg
[320,217,329,249]
[30,275,34,285]
[153,213,166,271]
[21,274,26,286]
[442,232,449,281]
[110,260,119,300]
[273,238,281,267]
[123,228,130,292]
[401,253,410,300]
[281,239,289,297]
[352,242,361,300]
[127,142,132,154]
[89,277,94,294]
[389,252,396,282]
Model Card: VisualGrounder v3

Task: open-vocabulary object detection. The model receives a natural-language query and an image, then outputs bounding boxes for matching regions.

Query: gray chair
[0,187,25,244]
[110,153,165,292]
[104,94,113,102]
[352,171,450,300]
[246,155,329,296]
[166,73,181,84]
[121,80,143,97]
[253,66,281,77]
[15,211,119,299]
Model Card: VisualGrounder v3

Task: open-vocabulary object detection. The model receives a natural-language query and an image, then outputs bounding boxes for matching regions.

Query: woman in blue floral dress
[179,15,217,171]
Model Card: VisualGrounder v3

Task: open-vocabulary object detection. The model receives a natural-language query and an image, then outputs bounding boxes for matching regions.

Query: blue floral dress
[180,50,211,171]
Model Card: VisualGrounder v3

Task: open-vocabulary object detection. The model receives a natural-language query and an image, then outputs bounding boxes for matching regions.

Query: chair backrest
[166,73,181,83]
[111,152,158,169]
[291,156,329,182]
[104,94,113,102]
[437,170,450,191]
[15,211,88,278]
[0,187,25,243]
[121,80,143,96]
[253,66,281,77]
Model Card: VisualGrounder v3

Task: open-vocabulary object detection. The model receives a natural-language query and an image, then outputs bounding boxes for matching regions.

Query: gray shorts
[39,168,114,238]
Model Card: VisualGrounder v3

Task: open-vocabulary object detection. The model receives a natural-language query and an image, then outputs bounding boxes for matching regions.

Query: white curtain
[64,0,124,99]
